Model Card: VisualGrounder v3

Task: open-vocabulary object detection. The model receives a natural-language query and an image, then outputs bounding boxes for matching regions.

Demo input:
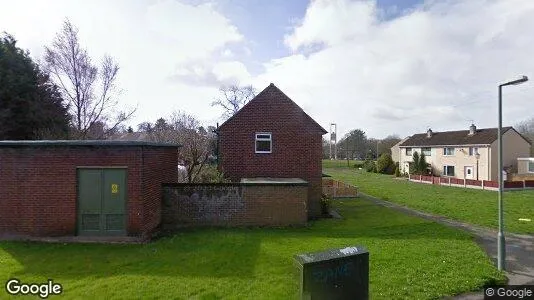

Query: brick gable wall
[218,86,324,218]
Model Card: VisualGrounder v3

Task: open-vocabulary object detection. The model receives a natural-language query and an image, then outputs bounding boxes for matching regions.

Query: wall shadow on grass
[0,230,262,281]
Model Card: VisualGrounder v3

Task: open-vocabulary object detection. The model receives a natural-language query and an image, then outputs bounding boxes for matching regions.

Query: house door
[77,168,127,236]
[464,166,474,180]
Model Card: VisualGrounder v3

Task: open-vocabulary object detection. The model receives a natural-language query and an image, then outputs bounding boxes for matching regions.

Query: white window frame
[255,132,272,154]
[443,165,455,176]
[529,161,534,173]
[468,147,479,156]
[405,148,412,156]
[443,147,455,156]
[422,147,431,156]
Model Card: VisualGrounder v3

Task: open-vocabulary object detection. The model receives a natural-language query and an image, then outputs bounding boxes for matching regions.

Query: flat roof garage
[0,140,179,240]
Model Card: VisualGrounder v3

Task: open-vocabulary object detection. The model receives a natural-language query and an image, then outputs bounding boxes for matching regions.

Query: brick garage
[0,141,178,239]
[217,83,327,218]
[162,178,308,228]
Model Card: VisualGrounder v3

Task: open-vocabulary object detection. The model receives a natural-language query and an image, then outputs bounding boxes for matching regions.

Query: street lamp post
[475,151,480,181]
[497,75,528,271]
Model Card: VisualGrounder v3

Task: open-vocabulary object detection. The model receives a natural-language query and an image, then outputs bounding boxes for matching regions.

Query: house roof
[218,83,327,134]
[392,137,409,148]
[399,127,531,147]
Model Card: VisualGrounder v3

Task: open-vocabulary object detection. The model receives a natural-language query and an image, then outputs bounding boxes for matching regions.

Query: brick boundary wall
[161,182,308,228]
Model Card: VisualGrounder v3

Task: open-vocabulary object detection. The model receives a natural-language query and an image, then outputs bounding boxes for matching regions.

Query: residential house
[217,83,327,219]
[395,124,531,181]
[391,137,409,163]
[517,157,534,175]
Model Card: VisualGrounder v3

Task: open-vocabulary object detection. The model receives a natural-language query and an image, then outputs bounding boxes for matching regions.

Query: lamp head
[501,75,528,86]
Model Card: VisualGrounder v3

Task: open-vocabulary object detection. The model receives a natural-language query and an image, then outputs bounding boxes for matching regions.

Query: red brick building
[0,141,178,239]
[217,83,327,218]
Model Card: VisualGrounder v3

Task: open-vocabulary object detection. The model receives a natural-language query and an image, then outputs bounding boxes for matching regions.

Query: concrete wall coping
[163,180,309,187]
[0,140,181,148]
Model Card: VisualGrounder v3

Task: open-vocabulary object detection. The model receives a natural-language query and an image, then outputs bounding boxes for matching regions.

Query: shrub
[196,165,229,183]
[376,153,395,174]
[395,166,401,177]
[320,194,332,215]
[353,162,365,169]
[363,160,376,172]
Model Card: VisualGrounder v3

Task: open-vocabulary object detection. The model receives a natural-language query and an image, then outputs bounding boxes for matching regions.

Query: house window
[468,147,479,156]
[443,165,455,176]
[443,147,455,156]
[406,148,412,156]
[255,133,272,153]
[529,161,534,173]
[422,147,431,156]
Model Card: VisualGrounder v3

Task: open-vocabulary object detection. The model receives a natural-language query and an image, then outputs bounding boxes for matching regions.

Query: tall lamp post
[497,75,528,271]
[475,150,480,181]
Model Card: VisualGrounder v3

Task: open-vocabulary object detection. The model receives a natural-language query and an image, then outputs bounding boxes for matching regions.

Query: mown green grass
[0,200,503,299]
[324,167,534,234]
[322,159,364,169]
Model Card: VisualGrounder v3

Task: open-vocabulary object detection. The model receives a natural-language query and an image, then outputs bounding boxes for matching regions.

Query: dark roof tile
[399,127,522,147]
[218,83,327,134]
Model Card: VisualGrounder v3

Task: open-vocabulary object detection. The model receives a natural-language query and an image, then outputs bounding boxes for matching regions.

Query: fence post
[448,177,451,186]
[419,175,422,182]
[482,180,485,190]
[463,178,466,188]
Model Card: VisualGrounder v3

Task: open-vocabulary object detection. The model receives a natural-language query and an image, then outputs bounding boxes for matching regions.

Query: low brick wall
[162,183,308,228]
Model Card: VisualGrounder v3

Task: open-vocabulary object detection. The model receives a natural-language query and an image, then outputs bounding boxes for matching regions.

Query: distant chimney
[469,124,476,135]
[427,128,433,138]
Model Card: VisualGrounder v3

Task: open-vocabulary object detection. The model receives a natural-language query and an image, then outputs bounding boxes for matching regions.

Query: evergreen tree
[0,34,69,139]
[410,151,420,174]
[419,152,428,175]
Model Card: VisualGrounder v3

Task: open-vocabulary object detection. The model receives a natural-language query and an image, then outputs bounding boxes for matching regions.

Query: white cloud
[258,0,534,138]
[284,0,377,51]
[212,61,251,84]
[146,0,242,63]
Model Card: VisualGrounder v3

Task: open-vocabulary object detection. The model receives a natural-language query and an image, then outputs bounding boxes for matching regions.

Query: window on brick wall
[255,133,272,153]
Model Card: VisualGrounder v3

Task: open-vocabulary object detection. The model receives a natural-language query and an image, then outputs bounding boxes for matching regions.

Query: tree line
[323,128,401,160]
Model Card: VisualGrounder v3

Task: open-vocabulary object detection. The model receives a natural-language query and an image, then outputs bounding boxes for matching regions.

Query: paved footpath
[358,193,534,300]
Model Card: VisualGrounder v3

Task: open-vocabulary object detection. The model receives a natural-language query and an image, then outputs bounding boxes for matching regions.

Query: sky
[1,0,533,139]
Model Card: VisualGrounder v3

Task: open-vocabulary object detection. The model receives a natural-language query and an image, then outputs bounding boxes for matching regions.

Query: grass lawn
[0,200,503,299]
[322,159,364,169]
[324,166,534,235]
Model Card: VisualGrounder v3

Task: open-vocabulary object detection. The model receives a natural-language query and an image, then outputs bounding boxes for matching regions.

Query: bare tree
[171,112,213,182]
[211,84,256,119]
[516,117,534,155]
[44,19,135,139]
[143,112,214,183]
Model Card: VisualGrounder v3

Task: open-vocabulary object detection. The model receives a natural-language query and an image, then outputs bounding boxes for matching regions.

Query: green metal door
[78,168,126,236]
